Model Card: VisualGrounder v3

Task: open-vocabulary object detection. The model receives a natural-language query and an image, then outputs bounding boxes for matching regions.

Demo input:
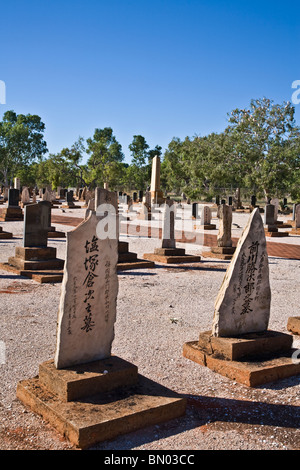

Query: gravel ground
[0,204,299,451]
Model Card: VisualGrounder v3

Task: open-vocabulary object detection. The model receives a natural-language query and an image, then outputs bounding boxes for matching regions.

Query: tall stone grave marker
[16,211,186,448]
[0,189,23,221]
[143,199,201,264]
[1,201,64,282]
[183,208,300,387]
[199,206,216,230]
[202,204,235,259]
[264,204,289,237]
[55,212,118,368]
[150,155,164,204]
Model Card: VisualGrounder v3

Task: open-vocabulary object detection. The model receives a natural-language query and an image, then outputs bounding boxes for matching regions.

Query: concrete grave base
[264,229,289,237]
[194,224,217,230]
[0,246,64,283]
[183,330,300,387]
[16,356,186,449]
[117,241,155,270]
[61,204,81,209]
[0,207,23,221]
[0,226,13,239]
[143,247,201,264]
[287,317,300,335]
[48,226,66,238]
[201,246,235,260]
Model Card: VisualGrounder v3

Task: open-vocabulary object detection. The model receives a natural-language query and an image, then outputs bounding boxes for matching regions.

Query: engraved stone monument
[183,208,300,386]
[16,210,186,448]
[143,200,201,264]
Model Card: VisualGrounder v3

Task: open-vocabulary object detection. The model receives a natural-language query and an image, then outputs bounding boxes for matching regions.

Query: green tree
[227,97,300,200]
[0,110,47,186]
[128,135,150,190]
[86,127,124,188]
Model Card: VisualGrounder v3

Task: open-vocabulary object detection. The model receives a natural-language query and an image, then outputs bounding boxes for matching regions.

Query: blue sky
[1,0,300,164]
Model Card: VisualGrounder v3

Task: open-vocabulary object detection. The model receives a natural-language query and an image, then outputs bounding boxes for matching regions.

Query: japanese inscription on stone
[54,212,118,368]
[212,208,271,337]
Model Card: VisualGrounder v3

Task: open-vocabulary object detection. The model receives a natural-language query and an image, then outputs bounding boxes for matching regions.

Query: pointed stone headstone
[54,212,118,369]
[211,208,271,337]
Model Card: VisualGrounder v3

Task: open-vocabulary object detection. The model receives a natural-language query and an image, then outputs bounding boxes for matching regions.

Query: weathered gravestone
[55,212,119,368]
[143,200,201,264]
[150,155,164,204]
[290,204,300,235]
[199,206,216,230]
[138,190,152,220]
[264,204,289,237]
[16,210,186,448]
[21,187,30,207]
[0,201,64,282]
[183,208,300,387]
[202,204,235,259]
[8,189,20,207]
[95,188,154,271]
[0,189,23,221]
[192,203,198,219]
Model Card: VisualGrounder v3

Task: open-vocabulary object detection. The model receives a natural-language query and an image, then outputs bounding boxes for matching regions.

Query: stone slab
[117,259,155,271]
[39,356,138,402]
[118,252,138,262]
[201,251,234,260]
[211,246,236,254]
[264,230,289,237]
[198,330,293,361]
[0,231,13,239]
[15,246,57,261]
[287,317,300,335]
[118,241,129,253]
[0,262,64,283]
[0,207,23,221]
[16,373,186,449]
[143,253,201,264]
[154,248,186,256]
[198,224,216,230]
[48,230,66,238]
[183,341,300,387]
[290,229,300,236]
[8,256,64,271]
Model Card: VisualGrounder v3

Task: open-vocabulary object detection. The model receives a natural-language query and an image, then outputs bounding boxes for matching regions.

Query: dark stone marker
[66,191,73,203]
[23,201,50,247]
[251,195,257,207]
[264,204,275,226]
[138,190,143,200]
[8,189,20,207]
[228,196,232,206]
[133,192,137,202]
[215,195,220,205]
[192,202,198,219]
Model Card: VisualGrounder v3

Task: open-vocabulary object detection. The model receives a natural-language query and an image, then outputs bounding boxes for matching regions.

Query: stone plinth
[143,247,201,264]
[17,356,186,449]
[117,241,155,270]
[201,246,235,260]
[48,226,66,238]
[0,226,13,239]
[183,335,300,387]
[0,246,64,283]
[287,317,300,335]
[0,207,23,222]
